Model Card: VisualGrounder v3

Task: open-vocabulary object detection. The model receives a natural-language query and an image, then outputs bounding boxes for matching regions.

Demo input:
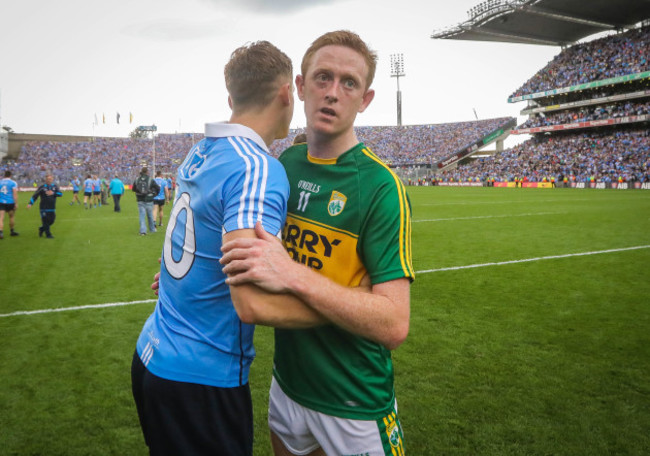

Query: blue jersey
[153,177,167,200]
[109,178,125,195]
[136,122,289,387]
[84,179,94,192]
[93,179,101,192]
[0,178,18,204]
[71,178,80,191]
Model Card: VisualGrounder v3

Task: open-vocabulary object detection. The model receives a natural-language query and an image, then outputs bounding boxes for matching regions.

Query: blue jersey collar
[204,122,269,153]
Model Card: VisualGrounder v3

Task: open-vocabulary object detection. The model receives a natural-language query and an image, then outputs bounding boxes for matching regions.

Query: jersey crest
[327,190,347,216]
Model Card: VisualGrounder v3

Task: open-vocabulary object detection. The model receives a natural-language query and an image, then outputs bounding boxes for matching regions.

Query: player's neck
[230,113,274,147]
[307,129,359,160]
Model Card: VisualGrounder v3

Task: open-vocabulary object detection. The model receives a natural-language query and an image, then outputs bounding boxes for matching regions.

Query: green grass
[1,187,649,455]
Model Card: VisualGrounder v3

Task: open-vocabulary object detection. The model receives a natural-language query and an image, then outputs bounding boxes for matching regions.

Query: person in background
[92,175,101,207]
[83,174,94,209]
[100,176,109,206]
[152,170,170,227]
[292,132,307,144]
[165,174,174,203]
[0,170,20,239]
[109,174,125,212]
[132,167,160,236]
[27,173,62,239]
[70,175,81,205]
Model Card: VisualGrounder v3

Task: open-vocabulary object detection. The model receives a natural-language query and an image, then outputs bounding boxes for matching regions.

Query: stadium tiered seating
[510,27,650,99]
[452,26,650,185]
[3,119,513,186]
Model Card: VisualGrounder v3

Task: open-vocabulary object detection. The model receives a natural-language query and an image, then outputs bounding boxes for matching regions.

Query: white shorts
[268,377,405,456]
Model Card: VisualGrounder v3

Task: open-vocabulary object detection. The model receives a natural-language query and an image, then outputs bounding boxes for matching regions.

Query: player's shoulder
[353,145,396,178]
[278,143,307,167]
[278,143,307,162]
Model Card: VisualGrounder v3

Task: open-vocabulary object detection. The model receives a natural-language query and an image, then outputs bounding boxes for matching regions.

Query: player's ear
[228,95,233,110]
[296,75,305,101]
[358,88,375,113]
[279,82,292,107]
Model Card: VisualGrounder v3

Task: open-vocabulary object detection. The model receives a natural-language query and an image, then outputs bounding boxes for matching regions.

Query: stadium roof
[431,0,650,46]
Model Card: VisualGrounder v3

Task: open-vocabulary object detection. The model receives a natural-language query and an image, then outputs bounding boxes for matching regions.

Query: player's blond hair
[301,30,378,90]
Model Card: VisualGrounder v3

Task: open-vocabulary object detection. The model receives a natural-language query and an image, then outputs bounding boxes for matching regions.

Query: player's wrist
[289,262,323,302]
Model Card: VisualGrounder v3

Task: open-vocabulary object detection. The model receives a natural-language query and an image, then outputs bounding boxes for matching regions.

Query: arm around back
[224,228,328,329]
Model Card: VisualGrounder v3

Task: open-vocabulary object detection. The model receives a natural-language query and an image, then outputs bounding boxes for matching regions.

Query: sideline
[2,245,648,318]
[413,211,564,223]
[0,299,156,318]
[417,245,650,273]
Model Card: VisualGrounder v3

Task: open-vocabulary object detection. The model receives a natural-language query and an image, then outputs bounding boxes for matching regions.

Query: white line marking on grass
[413,211,564,223]
[5,245,649,318]
[59,216,139,222]
[416,245,650,274]
[421,198,595,206]
[0,299,156,318]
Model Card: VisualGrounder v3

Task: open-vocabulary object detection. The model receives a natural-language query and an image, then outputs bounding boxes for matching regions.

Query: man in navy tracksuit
[27,174,62,239]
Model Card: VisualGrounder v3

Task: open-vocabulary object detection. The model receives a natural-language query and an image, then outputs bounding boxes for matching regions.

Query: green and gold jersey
[274,142,414,420]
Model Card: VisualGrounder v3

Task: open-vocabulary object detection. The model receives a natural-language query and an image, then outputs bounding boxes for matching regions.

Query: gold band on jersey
[361,147,415,279]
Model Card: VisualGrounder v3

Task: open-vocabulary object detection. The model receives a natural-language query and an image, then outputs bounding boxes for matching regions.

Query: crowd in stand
[3,118,513,186]
[2,122,648,187]
[268,117,512,165]
[510,26,650,98]
[520,99,650,129]
[445,128,649,184]
[2,134,200,187]
[529,80,650,108]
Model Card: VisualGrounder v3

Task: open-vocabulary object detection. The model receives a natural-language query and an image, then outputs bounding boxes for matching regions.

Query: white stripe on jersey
[142,342,154,366]
[229,137,268,229]
[235,137,261,227]
[229,137,252,228]
[235,136,269,224]
[254,145,269,223]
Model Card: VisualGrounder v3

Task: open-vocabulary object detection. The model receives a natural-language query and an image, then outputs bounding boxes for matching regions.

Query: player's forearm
[229,283,327,329]
[287,265,410,350]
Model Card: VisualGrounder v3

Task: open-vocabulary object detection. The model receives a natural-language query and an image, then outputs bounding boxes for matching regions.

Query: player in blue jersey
[131,41,321,456]
[92,175,101,207]
[165,175,173,202]
[152,171,169,227]
[0,170,20,239]
[27,173,62,238]
[83,174,94,209]
[69,176,81,205]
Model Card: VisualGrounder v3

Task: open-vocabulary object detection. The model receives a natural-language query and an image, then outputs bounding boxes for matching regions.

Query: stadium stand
[509,26,650,99]
[269,117,514,165]
[2,118,514,187]
[449,127,649,184]
[446,20,650,186]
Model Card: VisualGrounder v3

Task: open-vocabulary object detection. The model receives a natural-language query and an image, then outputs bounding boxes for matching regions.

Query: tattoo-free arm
[223,228,328,329]
[221,223,410,349]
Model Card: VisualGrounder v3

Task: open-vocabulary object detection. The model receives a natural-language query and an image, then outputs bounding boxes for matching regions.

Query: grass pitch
[1,187,649,455]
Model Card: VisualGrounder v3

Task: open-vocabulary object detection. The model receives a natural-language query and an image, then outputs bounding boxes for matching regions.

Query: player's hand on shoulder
[220,222,295,293]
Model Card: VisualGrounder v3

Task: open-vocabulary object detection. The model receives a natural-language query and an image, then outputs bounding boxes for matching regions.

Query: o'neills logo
[328,191,347,216]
